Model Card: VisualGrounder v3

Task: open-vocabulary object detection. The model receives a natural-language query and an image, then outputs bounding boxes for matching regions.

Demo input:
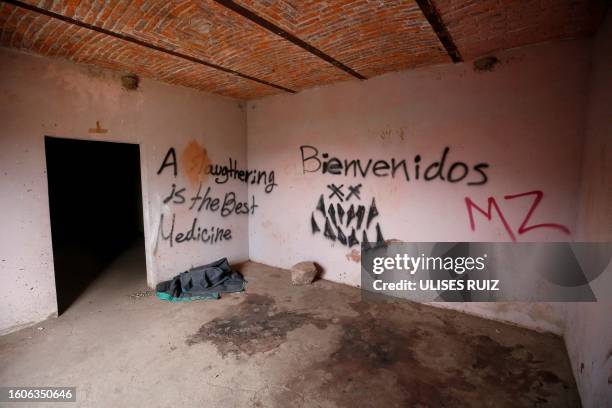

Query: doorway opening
[45,136,146,315]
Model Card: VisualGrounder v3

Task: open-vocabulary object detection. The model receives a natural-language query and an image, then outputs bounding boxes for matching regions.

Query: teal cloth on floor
[155,258,245,301]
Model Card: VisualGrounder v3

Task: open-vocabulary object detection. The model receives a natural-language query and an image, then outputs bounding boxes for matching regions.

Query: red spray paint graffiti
[465,190,570,241]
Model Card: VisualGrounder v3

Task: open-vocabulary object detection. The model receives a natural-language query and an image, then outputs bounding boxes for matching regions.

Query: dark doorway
[45,136,145,314]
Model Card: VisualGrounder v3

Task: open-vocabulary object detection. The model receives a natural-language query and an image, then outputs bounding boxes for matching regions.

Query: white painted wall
[247,39,592,335]
[0,48,250,334]
[565,11,612,408]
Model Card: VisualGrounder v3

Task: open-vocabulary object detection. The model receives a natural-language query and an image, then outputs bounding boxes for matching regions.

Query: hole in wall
[121,74,139,91]
[473,56,500,72]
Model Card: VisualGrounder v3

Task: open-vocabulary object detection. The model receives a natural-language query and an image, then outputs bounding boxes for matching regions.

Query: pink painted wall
[0,48,250,334]
[564,11,612,407]
[247,26,612,406]
[1,22,609,407]
[247,39,592,334]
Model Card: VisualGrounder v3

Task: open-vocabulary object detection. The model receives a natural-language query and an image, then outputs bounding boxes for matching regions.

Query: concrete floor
[0,246,580,407]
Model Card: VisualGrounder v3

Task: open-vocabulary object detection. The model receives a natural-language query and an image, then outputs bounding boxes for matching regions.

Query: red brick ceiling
[0,0,606,100]
[434,0,607,60]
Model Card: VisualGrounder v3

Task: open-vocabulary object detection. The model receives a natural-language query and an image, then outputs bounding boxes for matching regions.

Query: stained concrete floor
[0,245,580,407]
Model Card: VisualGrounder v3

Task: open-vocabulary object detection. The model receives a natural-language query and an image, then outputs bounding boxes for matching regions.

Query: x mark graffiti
[327,183,362,202]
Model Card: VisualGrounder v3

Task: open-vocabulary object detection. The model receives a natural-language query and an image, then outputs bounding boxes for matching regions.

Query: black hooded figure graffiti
[311,183,384,249]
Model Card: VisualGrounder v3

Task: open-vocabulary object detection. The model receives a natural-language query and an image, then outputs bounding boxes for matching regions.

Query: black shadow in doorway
[45,136,146,314]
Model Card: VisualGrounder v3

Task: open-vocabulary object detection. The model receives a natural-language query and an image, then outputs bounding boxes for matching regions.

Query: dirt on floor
[0,247,580,407]
[187,290,577,408]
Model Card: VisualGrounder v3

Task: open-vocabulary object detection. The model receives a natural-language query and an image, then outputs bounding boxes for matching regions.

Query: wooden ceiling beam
[415,0,463,63]
[213,0,367,80]
[1,0,296,93]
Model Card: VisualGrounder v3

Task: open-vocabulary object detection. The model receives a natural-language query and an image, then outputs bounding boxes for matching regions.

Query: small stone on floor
[291,262,318,285]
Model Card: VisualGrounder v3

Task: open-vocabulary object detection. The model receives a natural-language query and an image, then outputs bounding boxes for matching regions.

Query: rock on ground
[291,261,318,285]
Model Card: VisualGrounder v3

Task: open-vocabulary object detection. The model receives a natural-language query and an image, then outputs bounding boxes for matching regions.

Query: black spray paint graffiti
[209,159,277,194]
[155,145,269,249]
[300,145,490,186]
[159,213,232,248]
[311,183,384,248]
[157,147,278,193]
[163,183,258,217]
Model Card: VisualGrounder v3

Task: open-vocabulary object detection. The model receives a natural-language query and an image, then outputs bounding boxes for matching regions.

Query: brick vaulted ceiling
[0,0,607,100]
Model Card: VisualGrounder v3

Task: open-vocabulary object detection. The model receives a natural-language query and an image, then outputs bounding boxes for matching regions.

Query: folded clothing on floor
[155,258,246,301]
